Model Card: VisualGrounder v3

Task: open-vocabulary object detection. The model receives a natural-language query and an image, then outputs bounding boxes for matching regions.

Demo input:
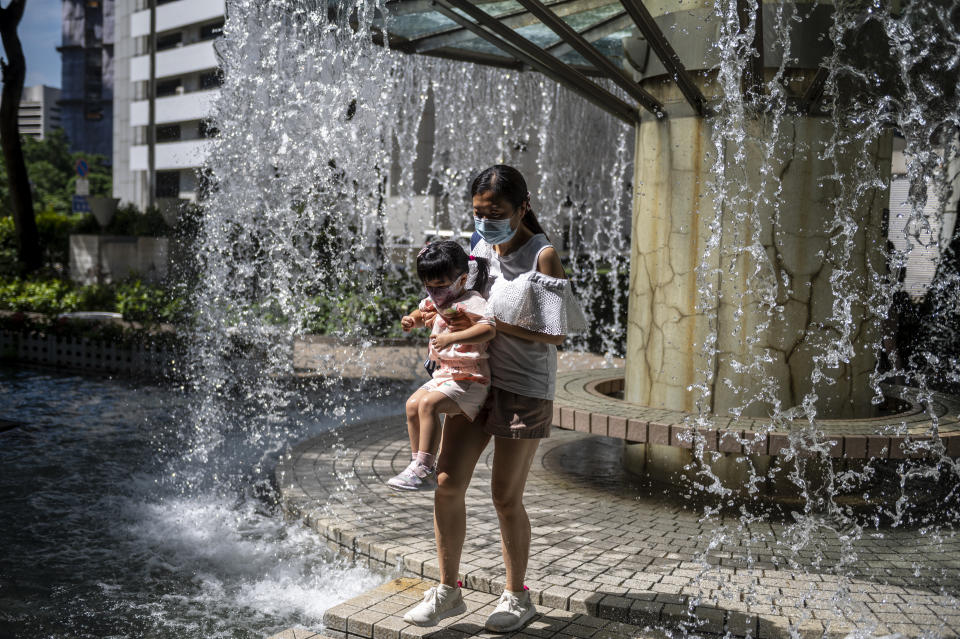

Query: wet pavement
[274,416,960,638]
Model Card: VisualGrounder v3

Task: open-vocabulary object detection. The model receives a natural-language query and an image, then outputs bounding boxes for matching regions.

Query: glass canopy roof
[373,0,713,123]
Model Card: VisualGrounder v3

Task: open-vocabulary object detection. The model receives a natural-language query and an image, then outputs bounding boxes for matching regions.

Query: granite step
[321,578,688,639]
[267,629,339,639]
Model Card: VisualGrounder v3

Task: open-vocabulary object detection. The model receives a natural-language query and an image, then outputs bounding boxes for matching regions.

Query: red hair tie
[468,255,475,261]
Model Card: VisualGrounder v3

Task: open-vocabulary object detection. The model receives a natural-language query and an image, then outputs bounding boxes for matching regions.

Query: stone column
[623,6,893,422]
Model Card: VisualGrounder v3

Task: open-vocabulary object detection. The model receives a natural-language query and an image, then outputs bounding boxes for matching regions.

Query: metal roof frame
[374,0,723,120]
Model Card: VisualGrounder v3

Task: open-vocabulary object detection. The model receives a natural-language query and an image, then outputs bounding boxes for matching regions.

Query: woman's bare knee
[491,485,524,516]
[436,468,467,496]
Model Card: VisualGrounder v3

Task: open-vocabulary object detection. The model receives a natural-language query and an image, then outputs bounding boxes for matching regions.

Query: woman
[402,165,585,632]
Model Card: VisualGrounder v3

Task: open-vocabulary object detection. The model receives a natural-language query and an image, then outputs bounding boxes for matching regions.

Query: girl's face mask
[425,273,466,309]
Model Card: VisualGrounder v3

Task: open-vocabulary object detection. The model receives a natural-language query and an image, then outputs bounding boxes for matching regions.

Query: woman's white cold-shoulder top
[472,234,586,400]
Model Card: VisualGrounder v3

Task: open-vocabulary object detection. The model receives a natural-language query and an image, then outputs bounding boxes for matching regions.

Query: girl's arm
[401,308,425,332]
[432,323,495,349]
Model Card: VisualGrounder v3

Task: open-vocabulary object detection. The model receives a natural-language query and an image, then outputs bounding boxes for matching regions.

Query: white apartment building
[113,0,224,213]
[19,85,62,140]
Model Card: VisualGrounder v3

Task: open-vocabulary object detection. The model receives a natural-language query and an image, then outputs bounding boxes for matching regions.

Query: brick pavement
[320,577,670,639]
[275,416,960,638]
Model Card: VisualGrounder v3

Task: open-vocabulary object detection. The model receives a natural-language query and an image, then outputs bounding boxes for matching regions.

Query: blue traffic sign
[75,159,89,177]
[72,195,90,212]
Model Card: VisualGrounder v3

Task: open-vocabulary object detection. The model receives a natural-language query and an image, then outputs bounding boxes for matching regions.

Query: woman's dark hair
[416,240,490,294]
[470,164,549,239]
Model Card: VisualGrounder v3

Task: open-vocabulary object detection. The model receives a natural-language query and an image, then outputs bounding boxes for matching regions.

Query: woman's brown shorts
[480,386,553,439]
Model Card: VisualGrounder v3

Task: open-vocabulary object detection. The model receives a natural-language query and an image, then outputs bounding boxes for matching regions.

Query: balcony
[130,139,212,171]
[130,89,219,127]
[130,40,218,82]
[131,0,225,38]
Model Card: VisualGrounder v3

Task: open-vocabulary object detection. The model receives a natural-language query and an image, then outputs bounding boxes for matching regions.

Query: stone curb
[552,369,960,459]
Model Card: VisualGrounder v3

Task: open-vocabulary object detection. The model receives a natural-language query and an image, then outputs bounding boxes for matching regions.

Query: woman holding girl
[402,165,585,632]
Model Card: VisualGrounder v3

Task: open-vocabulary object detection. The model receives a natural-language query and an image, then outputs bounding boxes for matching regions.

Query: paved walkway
[275,417,960,638]
[320,577,670,639]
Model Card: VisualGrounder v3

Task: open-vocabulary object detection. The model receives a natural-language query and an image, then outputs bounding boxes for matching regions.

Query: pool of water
[0,366,411,639]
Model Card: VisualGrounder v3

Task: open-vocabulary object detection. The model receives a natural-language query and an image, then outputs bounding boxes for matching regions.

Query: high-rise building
[18,85,62,140]
[113,0,224,212]
[58,0,114,160]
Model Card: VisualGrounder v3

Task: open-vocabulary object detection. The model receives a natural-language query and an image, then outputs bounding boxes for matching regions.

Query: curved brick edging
[552,369,960,460]
[276,416,960,639]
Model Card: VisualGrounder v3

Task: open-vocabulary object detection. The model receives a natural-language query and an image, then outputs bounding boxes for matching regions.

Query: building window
[156,171,180,198]
[85,111,103,121]
[198,119,218,138]
[199,20,224,41]
[156,32,182,51]
[199,71,222,90]
[156,79,182,97]
[156,124,181,142]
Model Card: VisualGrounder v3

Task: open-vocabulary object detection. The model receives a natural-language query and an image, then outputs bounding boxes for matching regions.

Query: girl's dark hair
[470,164,549,239]
[416,240,490,294]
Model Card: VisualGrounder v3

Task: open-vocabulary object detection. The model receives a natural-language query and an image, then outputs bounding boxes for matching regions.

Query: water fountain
[181,0,960,637]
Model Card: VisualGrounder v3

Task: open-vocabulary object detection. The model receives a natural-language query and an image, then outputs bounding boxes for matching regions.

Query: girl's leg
[417,391,462,460]
[490,437,541,591]
[404,389,431,455]
[434,414,490,587]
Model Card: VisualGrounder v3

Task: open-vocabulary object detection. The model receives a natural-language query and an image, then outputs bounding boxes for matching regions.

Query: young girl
[387,240,495,491]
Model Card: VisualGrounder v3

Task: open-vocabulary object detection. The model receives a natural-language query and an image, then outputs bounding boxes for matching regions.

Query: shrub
[0,276,185,325]
[98,204,168,237]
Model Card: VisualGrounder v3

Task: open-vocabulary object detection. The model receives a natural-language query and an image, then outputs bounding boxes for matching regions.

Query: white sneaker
[402,584,467,626]
[485,589,536,632]
[387,460,438,491]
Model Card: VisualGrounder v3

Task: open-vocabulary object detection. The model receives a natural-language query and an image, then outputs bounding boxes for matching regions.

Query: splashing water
[174,0,960,637]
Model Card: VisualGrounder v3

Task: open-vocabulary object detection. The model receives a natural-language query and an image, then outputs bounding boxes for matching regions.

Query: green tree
[21,129,111,215]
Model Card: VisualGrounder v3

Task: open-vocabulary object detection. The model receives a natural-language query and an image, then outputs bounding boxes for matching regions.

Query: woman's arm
[495,320,564,345]
[494,245,567,345]
[537,246,566,279]
[446,248,569,345]
[432,323,496,349]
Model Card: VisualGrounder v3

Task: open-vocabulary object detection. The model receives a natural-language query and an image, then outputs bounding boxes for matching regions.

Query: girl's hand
[431,333,455,350]
[400,315,417,332]
[421,309,437,329]
[445,308,479,331]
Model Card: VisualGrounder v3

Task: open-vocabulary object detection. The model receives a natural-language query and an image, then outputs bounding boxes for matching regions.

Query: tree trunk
[0,0,41,274]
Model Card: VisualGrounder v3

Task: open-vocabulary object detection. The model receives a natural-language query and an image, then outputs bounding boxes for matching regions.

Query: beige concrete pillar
[626,111,891,419]
[622,5,893,420]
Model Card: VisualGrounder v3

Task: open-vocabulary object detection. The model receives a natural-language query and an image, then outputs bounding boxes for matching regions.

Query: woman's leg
[434,413,490,586]
[490,437,541,591]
